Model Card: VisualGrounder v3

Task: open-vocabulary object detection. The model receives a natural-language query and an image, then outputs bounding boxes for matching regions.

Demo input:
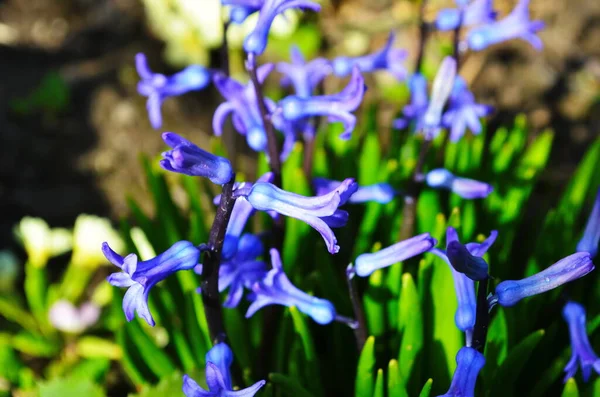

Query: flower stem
[346,265,367,350]
[414,0,430,73]
[452,10,464,66]
[472,277,490,353]
[201,174,237,344]
[221,20,231,76]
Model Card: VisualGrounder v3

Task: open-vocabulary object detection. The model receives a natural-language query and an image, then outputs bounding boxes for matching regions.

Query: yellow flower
[71,215,124,269]
[14,217,72,268]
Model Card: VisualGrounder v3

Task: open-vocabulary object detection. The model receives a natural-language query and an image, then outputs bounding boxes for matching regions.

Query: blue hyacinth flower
[160,132,234,185]
[430,227,497,337]
[436,0,497,31]
[562,301,600,382]
[222,0,264,23]
[466,0,545,51]
[213,65,277,153]
[246,248,337,324]
[313,178,397,204]
[393,73,429,130]
[244,0,321,55]
[442,76,493,142]
[490,252,594,307]
[354,233,437,277]
[577,188,600,258]
[183,342,265,396]
[278,66,366,140]
[438,347,485,397]
[136,53,211,129]
[240,178,358,253]
[446,236,489,282]
[425,168,493,199]
[331,32,408,80]
[195,233,267,308]
[104,240,201,326]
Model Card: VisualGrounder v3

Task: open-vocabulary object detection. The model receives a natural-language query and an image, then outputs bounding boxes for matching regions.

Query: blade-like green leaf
[398,273,423,381]
[561,378,579,397]
[356,335,376,397]
[372,369,384,397]
[418,379,433,397]
[269,373,313,397]
[387,359,409,397]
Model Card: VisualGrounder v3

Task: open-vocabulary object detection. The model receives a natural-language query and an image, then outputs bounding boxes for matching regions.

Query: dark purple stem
[346,266,367,350]
[221,21,231,76]
[472,277,490,353]
[414,0,430,73]
[452,9,464,66]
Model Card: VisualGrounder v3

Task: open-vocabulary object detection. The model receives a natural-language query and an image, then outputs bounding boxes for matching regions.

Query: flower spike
[246,249,337,324]
[277,46,331,99]
[160,133,234,185]
[437,347,485,397]
[244,0,321,55]
[104,240,201,326]
[136,53,211,129]
[490,252,594,307]
[425,168,493,199]
[577,188,600,258]
[562,301,600,382]
[354,233,437,277]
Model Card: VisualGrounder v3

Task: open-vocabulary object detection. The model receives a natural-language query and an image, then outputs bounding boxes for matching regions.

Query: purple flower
[466,0,545,51]
[183,342,266,396]
[331,32,408,80]
[195,234,267,308]
[213,65,276,152]
[223,0,264,23]
[446,238,489,282]
[393,73,429,129]
[425,168,493,199]
[490,252,595,307]
[244,0,321,55]
[354,233,437,277]
[562,301,600,382]
[239,178,358,254]
[313,178,397,204]
[278,66,366,140]
[437,347,485,397]
[136,53,211,129]
[277,46,331,99]
[577,188,600,258]
[442,76,493,142]
[104,240,201,326]
[436,0,497,31]
[430,227,497,336]
[246,249,337,324]
[160,132,234,185]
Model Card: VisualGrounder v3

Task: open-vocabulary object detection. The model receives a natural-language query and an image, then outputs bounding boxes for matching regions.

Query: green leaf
[356,336,376,397]
[363,270,386,337]
[561,378,579,397]
[387,359,408,397]
[38,377,105,397]
[289,306,322,395]
[372,369,384,397]
[0,296,38,333]
[418,379,433,397]
[558,138,600,214]
[269,373,313,397]
[24,261,48,329]
[483,308,508,381]
[12,332,59,357]
[128,371,187,397]
[398,273,423,381]
[123,319,176,379]
[359,132,381,185]
[76,337,122,360]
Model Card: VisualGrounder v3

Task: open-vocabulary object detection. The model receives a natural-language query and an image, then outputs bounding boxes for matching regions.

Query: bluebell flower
[442,76,493,142]
[213,65,276,153]
[278,66,366,140]
[246,248,337,324]
[313,178,397,204]
[160,132,234,185]
[562,301,600,382]
[437,347,485,397]
[490,252,594,307]
[223,0,264,24]
[446,239,489,281]
[183,342,266,396]
[239,178,357,253]
[104,240,201,326]
[331,32,408,80]
[577,188,600,258]
[425,168,493,199]
[354,233,437,277]
[244,0,321,55]
[436,0,497,31]
[195,234,267,308]
[136,53,211,129]
[466,0,545,51]
[277,46,331,99]
[430,227,497,337]
[393,73,429,129]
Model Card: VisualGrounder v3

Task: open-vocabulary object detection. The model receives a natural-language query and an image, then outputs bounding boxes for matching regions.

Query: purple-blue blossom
[436,0,497,31]
[437,347,485,397]
[278,66,366,140]
[331,32,408,80]
[393,73,428,129]
[104,240,201,326]
[443,76,493,142]
[136,53,211,129]
[246,248,337,324]
[446,238,489,281]
[277,46,331,99]
[354,233,437,277]
[223,0,263,24]
[425,168,493,199]
[313,178,397,204]
[160,132,234,185]
[239,178,358,254]
[213,65,276,153]
[489,252,594,307]
[562,301,600,382]
[466,0,545,51]
[183,342,265,396]
[244,0,321,55]
[576,188,600,258]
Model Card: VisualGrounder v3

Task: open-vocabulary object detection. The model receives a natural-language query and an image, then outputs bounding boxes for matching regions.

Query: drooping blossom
[425,168,493,199]
[393,73,428,130]
[562,301,600,382]
[246,248,337,324]
[313,178,397,204]
[437,347,485,397]
[436,0,497,31]
[576,188,600,258]
[223,0,264,23]
[136,53,211,129]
